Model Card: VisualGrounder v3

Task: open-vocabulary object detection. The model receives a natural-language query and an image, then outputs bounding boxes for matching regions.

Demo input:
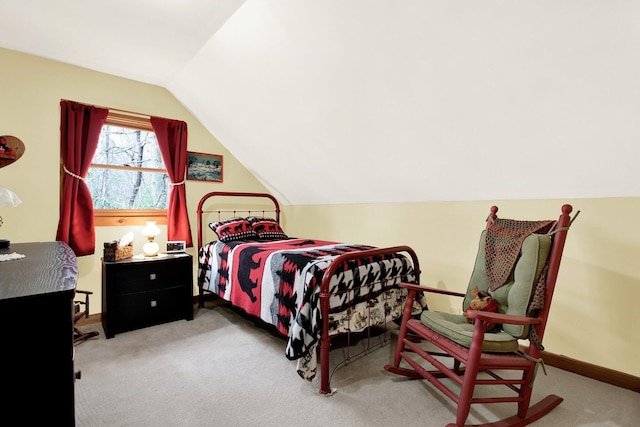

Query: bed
[196,191,420,394]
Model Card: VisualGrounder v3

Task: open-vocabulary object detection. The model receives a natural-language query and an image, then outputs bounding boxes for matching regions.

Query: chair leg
[455,362,479,425]
[392,288,418,367]
[454,326,486,426]
[74,327,99,345]
[517,368,536,417]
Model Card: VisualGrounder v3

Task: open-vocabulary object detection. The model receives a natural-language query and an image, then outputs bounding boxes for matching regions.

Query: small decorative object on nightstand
[141,221,161,257]
[166,240,186,253]
[101,253,193,338]
[103,239,134,262]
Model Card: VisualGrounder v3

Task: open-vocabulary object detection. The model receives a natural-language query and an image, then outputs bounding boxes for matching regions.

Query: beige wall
[0,47,268,313]
[2,48,638,379]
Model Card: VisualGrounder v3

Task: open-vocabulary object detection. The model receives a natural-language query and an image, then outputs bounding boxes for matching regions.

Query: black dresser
[0,241,78,426]
[102,253,193,338]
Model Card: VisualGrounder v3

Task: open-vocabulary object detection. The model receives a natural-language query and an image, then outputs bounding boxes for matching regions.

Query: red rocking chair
[385,204,576,427]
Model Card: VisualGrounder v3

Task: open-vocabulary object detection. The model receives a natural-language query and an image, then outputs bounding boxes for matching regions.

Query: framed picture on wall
[187,151,223,182]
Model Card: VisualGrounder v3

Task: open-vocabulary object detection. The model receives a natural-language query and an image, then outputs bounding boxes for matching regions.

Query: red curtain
[151,117,193,247]
[56,100,108,256]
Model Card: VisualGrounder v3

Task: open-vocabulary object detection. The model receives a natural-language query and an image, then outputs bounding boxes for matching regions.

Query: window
[86,111,169,226]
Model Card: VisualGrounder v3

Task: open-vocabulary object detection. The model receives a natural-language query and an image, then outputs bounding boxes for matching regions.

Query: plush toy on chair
[464,286,499,331]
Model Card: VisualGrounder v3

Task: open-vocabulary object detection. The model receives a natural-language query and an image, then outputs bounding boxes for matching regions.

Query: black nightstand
[102,253,193,338]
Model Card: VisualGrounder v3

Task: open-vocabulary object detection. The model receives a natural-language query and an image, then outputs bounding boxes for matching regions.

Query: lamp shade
[141,221,160,238]
[0,187,20,247]
[0,187,21,208]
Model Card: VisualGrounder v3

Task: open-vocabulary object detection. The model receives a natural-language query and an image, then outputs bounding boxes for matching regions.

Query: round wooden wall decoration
[0,135,25,168]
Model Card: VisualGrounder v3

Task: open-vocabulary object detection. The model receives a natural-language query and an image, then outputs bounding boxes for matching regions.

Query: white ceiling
[1,0,639,205]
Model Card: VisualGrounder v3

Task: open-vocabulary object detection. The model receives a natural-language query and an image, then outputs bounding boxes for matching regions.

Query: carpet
[74,303,639,426]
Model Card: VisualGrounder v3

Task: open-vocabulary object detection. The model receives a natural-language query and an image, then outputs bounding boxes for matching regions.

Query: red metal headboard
[196,191,281,249]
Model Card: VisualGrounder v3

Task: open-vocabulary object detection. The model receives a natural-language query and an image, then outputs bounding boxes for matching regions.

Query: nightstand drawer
[112,272,185,295]
[108,260,188,294]
[113,286,187,332]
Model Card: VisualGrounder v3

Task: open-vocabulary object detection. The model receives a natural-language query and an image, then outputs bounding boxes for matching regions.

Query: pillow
[246,216,288,241]
[209,217,257,242]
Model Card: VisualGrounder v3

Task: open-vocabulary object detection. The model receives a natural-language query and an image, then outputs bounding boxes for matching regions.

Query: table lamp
[141,221,161,257]
[0,187,22,249]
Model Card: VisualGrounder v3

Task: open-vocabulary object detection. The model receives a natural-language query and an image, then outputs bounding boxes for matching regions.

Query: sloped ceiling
[1,1,639,205]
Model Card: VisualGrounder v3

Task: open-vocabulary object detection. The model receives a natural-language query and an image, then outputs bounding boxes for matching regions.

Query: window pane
[87,168,168,209]
[87,125,169,210]
[93,126,164,168]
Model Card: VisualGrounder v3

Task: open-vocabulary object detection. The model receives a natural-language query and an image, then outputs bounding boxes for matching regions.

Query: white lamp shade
[0,187,21,208]
[142,221,160,238]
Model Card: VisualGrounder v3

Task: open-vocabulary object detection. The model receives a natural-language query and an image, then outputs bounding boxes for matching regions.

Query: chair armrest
[466,310,542,326]
[398,282,466,298]
[74,290,93,316]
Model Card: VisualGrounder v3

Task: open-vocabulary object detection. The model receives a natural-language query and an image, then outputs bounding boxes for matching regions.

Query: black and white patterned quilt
[198,238,415,378]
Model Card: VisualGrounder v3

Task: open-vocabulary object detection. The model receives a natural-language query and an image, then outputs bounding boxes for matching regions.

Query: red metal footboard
[317,245,420,394]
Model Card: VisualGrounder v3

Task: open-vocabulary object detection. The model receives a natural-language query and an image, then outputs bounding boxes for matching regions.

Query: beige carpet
[74,303,639,426]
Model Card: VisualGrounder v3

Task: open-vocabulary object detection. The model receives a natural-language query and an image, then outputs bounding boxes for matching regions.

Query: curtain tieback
[63,165,85,181]
[170,180,185,186]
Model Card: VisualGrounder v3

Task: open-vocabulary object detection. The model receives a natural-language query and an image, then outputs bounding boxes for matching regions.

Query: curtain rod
[60,99,185,124]
[61,99,151,119]
[109,109,151,119]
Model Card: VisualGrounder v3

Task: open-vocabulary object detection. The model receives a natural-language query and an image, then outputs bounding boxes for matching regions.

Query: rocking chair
[385,204,576,427]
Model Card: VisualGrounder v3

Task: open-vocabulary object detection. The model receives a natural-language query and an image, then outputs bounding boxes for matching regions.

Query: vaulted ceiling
[1,1,639,205]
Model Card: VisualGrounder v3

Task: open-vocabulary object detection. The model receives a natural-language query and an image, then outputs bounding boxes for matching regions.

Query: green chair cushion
[463,231,551,339]
[420,311,519,352]
[419,230,552,351]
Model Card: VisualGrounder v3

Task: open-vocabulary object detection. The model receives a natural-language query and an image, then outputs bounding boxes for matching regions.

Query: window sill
[94,210,167,227]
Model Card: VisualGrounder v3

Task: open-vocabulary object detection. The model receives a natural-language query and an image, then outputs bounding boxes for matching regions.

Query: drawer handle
[149,273,156,280]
